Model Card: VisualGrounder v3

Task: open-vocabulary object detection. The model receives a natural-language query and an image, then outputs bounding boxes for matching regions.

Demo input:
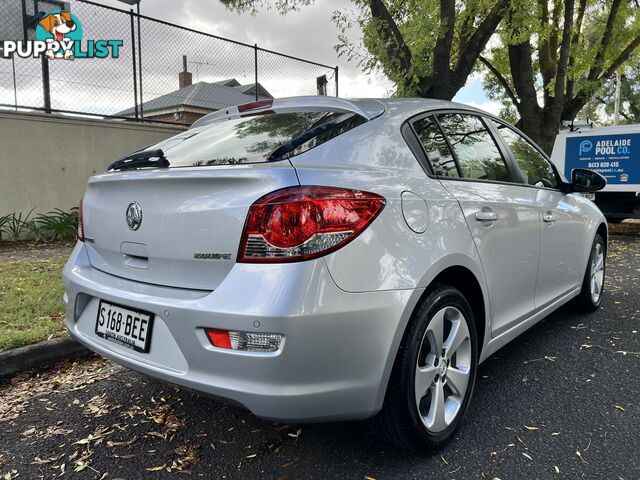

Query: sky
[97,0,501,114]
[0,0,500,116]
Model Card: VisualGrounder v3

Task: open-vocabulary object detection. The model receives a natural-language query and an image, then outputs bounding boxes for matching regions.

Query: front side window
[437,114,511,183]
[412,116,459,177]
[492,121,558,189]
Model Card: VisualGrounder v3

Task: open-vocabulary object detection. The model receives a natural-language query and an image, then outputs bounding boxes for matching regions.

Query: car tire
[369,283,478,451]
[572,233,606,312]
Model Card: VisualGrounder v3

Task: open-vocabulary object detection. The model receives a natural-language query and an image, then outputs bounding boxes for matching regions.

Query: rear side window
[437,114,511,183]
[412,117,459,177]
[151,111,365,168]
[492,121,559,189]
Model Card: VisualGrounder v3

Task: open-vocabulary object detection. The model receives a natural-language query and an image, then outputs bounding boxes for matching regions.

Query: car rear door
[412,113,541,337]
[490,120,587,307]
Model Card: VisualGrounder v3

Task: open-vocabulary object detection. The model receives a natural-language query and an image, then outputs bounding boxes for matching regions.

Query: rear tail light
[205,328,282,353]
[238,186,385,263]
[77,196,85,242]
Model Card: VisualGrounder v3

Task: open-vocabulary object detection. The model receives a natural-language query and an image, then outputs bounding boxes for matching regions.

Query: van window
[151,111,365,168]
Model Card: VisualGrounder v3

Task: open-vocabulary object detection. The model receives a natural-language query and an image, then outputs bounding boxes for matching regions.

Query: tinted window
[492,121,558,188]
[412,117,459,177]
[438,114,511,182]
[148,111,364,168]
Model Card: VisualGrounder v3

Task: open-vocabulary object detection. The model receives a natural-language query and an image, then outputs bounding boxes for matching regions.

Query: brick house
[118,58,273,125]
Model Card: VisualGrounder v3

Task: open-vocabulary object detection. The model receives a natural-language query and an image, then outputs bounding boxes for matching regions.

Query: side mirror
[571,168,607,193]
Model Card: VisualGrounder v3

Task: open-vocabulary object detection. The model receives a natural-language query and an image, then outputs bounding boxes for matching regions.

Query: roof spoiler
[190,96,386,129]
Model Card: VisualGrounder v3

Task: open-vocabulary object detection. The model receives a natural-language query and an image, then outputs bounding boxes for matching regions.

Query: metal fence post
[41,56,51,113]
[254,44,259,101]
[335,66,339,97]
[129,9,139,120]
[136,4,144,118]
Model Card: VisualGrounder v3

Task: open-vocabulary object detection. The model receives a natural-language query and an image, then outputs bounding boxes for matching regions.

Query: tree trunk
[516,108,561,155]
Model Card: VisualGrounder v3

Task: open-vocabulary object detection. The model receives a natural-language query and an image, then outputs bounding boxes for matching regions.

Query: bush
[2,209,35,241]
[0,207,78,242]
[35,208,79,241]
[0,214,10,241]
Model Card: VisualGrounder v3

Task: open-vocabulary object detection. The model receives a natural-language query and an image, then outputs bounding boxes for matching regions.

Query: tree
[583,66,640,125]
[481,0,640,153]
[220,0,508,99]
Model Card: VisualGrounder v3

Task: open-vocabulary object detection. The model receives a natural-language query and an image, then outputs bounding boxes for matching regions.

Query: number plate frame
[579,193,596,201]
[95,300,154,353]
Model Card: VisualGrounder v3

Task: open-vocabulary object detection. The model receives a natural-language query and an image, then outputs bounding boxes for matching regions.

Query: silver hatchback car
[64,96,607,451]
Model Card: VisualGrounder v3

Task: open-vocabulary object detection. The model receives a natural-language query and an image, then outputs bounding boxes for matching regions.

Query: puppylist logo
[1,9,123,60]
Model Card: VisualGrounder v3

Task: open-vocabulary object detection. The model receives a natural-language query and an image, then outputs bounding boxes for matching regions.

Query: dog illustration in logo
[38,11,77,59]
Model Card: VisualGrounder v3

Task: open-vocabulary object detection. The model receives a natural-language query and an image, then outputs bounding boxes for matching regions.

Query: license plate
[579,193,596,201]
[95,301,154,353]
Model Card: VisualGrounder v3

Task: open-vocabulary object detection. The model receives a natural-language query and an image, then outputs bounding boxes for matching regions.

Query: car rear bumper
[63,243,419,422]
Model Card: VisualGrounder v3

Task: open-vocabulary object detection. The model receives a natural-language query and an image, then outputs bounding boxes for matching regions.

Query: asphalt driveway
[1,227,638,479]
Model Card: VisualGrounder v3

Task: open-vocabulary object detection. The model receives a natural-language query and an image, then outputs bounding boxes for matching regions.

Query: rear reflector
[205,328,282,353]
[206,329,231,349]
[238,186,385,263]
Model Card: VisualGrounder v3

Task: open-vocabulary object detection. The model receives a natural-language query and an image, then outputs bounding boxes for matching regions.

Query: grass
[0,256,67,351]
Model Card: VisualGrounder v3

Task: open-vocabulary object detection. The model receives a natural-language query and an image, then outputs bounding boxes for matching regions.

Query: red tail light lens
[77,196,85,242]
[238,186,385,263]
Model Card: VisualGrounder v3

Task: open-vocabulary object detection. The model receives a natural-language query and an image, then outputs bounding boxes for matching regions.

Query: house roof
[117,79,273,116]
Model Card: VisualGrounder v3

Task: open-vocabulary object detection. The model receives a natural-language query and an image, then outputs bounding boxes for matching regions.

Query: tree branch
[566,0,587,100]
[453,0,508,83]
[478,55,520,108]
[587,0,622,82]
[553,0,575,105]
[508,42,541,114]
[368,0,413,80]
[538,0,559,105]
[563,35,640,120]
[433,0,455,84]
[602,35,640,79]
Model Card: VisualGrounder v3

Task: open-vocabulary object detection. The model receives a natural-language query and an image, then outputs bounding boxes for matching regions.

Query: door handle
[543,211,557,223]
[475,210,498,222]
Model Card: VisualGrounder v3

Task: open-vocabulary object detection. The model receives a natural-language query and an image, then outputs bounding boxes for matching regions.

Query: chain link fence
[0,0,338,126]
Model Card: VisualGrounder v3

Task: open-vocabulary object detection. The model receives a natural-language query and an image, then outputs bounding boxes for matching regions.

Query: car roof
[190,96,490,130]
[372,97,487,119]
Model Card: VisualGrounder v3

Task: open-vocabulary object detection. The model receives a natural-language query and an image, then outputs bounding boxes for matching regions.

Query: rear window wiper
[267,113,360,161]
[107,149,170,172]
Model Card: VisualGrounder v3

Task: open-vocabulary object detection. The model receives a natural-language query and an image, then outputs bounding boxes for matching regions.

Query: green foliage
[35,208,79,241]
[485,0,640,111]
[480,0,640,152]
[220,0,507,100]
[2,209,35,241]
[582,66,640,125]
[0,208,78,242]
[0,214,10,241]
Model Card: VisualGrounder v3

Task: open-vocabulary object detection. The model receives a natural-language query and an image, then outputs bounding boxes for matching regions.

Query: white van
[551,124,640,222]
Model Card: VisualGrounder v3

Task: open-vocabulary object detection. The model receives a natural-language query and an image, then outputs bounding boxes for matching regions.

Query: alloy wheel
[414,306,472,433]
[590,242,605,304]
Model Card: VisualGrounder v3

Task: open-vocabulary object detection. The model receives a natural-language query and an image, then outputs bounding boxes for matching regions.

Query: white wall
[0,111,184,214]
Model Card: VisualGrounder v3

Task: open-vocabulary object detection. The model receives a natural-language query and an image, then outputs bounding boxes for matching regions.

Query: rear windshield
[151,111,366,168]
